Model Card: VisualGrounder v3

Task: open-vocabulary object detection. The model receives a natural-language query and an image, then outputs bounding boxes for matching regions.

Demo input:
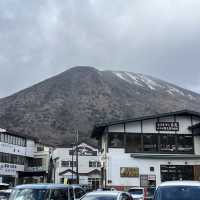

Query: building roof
[189,122,200,130]
[91,109,200,138]
[0,128,39,142]
[59,169,76,176]
[59,169,100,176]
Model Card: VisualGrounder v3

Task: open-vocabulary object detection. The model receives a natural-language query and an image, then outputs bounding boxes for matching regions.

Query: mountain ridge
[0,66,199,146]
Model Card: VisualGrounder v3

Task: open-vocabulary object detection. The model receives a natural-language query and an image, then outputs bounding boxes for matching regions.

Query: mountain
[0,66,200,146]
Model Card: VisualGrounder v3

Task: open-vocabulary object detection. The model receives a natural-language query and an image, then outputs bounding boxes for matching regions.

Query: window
[0,133,4,142]
[126,134,142,153]
[50,189,68,200]
[27,158,43,167]
[108,133,124,148]
[143,134,158,152]
[61,161,76,167]
[160,134,176,152]
[177,135,193,153]
[61,161,70,167]
[89,161,100,168]
[70,161,76,167]
[74,188,85,199]
[97,161,101,167]
[0,152,25,165]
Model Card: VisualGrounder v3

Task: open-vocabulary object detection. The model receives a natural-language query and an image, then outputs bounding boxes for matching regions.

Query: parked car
[9,184,85,200]
[154,181,200,200]
[144,187,156,200]
[0,184,9,191]
[71,184,86,200]
[0,189,11,200]
[80,191,133,200]
[128,187,144,200]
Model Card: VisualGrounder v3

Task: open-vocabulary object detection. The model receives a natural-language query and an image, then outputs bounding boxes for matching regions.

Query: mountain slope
[0,66,199,146]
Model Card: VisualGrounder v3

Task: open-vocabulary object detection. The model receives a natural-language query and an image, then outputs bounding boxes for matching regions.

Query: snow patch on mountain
[114,72,132,84]
[167,87,185,96]
[124,72,144,87]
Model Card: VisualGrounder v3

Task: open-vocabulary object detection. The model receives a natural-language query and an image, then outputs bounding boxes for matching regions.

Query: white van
[9,184,86,200]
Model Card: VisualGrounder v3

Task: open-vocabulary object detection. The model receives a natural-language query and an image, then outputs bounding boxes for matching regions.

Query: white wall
[107,149,200,187]
[108,124,124,132]
[194,136,200,155]
[126,121,141,133]
[25,140,36,157]
[0,142,26,156]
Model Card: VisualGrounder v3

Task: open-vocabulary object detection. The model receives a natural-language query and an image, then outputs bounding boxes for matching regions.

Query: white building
[92,110,200,190]
[52,142,101,190]
[0,128,51,185]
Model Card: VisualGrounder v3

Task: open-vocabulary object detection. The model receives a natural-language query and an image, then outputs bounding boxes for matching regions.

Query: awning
[131,153,200,159]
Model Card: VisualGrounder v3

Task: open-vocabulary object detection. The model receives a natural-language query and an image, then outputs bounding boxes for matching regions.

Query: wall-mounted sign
[156,122,179,131]
[0,163,17,176]
[140,174,156,187]
[120,167,139,177]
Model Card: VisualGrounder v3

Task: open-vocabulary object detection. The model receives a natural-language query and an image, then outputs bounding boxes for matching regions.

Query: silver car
[80,191,132,200]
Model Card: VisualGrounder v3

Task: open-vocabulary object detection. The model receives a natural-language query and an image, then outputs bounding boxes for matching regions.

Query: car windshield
[81,194,117,200]
[9,189,49,200]
[155,186,200,200]
[128,189,143,195]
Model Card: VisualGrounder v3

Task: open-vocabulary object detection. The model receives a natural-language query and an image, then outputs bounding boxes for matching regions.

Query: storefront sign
[120,167,139,177]
[0,163,17,176]
[148,175,156,180]
[156,122,179,131]
[140,174,156,187]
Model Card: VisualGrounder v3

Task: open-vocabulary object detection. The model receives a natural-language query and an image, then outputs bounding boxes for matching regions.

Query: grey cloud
[1,0,200,97]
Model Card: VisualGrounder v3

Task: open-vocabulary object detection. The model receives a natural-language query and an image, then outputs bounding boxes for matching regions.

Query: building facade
[92,110,200,190]
[0,128,51,185]
[52,142,101,190]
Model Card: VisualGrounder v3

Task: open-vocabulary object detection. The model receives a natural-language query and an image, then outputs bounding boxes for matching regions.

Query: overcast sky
[1,0,200,97]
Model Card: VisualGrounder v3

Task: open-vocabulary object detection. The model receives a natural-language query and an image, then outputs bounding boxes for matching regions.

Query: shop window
[61,161,70,167]
[143,134,158,152]
[177,135,193,153]
[108,133,124,148]
[160,134,176,152]
[126,134,142,153]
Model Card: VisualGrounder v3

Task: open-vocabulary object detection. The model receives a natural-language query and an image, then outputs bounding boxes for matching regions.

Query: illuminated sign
[120,167,139,177]
[156,122,179,131]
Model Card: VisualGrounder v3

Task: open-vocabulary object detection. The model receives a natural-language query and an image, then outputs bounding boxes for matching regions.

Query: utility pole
[75,129,79,184]
[71,143,74,183]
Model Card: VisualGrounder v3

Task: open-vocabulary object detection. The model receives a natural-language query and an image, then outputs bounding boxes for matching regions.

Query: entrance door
[193,165,200,181]
[161,165,193,182]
